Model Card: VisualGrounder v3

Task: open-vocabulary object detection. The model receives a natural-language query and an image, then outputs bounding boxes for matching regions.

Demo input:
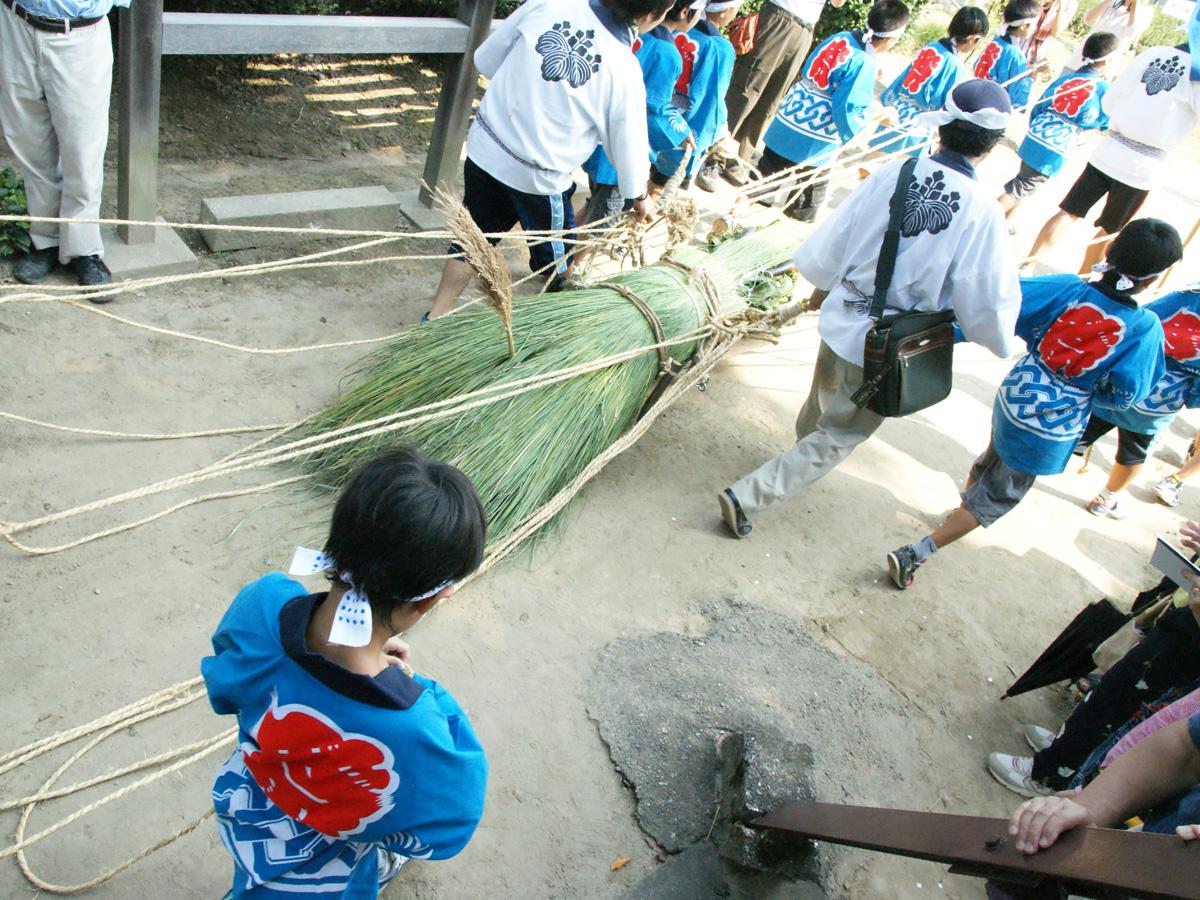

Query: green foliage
[816,0,934,43]
[0,167,30,261]
[1136,5,1185,54]
[163,0,523,15]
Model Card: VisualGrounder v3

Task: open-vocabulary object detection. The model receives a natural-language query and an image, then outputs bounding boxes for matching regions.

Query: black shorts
[1004,161,1049,201]
[581,182,626,227]
[1059,163,1148,234]
[450,156,577,275]
[1078,413,1155,466]
[962,441,1037,528]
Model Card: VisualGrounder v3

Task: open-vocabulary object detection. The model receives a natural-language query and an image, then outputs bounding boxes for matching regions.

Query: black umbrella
[1003,599,1130,699]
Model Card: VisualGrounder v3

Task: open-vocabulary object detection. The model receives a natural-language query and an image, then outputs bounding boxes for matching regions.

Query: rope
[0,410,291,441]
[606,283,672,373]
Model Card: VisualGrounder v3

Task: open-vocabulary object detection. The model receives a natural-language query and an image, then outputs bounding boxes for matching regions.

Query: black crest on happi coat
[536,22,603,88]
[1141,54,1184,96]
[901,170,961,238]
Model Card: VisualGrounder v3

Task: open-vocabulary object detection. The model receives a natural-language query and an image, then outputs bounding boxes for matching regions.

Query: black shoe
[695,160,723,192]
[718,488,752,539]
[886,544,924,590]
[67,255,113,291]
[13,246,59,285]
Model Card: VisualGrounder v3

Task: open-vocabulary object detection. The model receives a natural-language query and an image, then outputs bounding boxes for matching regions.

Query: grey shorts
[1004,162,1050,201]
[962,441,1037,527]
[581,182,625,226]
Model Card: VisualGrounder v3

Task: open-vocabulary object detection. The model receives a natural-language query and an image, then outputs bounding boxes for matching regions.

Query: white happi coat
[1088,45,1200,190]
[795,153,1021,368]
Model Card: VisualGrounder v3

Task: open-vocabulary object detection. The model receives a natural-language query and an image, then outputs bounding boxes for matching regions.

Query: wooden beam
[752,800,1200,900]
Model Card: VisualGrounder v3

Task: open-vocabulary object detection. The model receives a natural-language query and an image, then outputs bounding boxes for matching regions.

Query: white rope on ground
[0,411,290,441]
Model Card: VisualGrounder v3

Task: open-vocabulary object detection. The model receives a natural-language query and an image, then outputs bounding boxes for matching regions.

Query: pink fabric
[1103,688,1200,769]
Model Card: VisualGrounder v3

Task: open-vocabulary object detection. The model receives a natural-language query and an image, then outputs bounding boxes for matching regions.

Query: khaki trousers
[730,341,884,514]
[0,2,112,261]
[725,1,814,162]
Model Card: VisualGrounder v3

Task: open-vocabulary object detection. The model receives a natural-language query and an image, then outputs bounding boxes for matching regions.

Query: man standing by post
[0,0,125,287]
[721,0,846,185]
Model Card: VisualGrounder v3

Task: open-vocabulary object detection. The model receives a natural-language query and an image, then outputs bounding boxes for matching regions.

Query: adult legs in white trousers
[0,3,113,262]
[728,340,885,516]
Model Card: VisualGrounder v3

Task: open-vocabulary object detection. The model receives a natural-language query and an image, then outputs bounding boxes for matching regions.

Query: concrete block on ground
[394,188,446,232]
[200,186,400,252]
[102,219,199,280]
[622,843,728,900]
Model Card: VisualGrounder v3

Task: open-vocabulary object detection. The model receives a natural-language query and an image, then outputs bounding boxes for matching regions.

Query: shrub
[0,167,30,261]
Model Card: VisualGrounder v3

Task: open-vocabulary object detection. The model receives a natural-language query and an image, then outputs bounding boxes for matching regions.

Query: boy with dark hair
[719,80,1021,539]
[204,447,489,897]
[1077,284,1200,518]
[582,0,703,222]
[868,6,989,157]
[887,219,1182,590]
[974,0,1044,109]
[1026,30,1200,275]
[998,30,1115,219]
[751,0,911,222]
[654,0,742,191]
[426,0,674,318]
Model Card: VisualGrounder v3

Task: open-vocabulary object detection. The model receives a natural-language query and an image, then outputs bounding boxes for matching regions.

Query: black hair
[948,6,989,40]
[603,0,675,24]
[1082,30,1119,62]
[1003,0,1041,24]
[938,121,1005,157]
[324,447,487,623]
[1104,218,1183,289]
[665,0,697,21]
[867,0,911,35]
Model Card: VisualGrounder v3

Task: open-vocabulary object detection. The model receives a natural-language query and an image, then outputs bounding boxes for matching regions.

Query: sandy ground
[2,30,1200,900]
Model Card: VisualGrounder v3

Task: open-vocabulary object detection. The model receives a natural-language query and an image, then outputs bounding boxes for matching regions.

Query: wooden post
[418,0,495,208]
[116,0,164,245]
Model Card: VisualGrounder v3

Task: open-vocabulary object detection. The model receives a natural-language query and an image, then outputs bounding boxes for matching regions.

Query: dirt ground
[2,28,1199,900]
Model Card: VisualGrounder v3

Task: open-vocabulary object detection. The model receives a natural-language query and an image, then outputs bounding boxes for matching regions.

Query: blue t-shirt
[15,0,127,17]
[202,574,488,898]
[656,20,735,178]
[993,276,1165,475]
[1018,68,1109,177]
[973,34,1032,109]
[870,39,967,157]
[584,25,689,187]
[1096,287,1200,434]
[763,30,877,167]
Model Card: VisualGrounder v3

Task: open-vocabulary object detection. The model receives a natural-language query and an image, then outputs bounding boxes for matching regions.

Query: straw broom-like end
[433,185,516,356]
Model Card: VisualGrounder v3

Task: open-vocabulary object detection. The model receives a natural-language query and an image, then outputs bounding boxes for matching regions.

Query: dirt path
[1,48,1198,900]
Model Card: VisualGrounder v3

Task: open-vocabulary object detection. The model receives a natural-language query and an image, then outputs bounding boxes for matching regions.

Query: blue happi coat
[585,25,690,186]
[994,275,1165,476]
[657,20,735,178]
[1096,287,1200,435]
[973,34,1032,109]
[1018,67,1108,177]
[762,30,877,167]
[870,38,967,156]
[203,574,488,898]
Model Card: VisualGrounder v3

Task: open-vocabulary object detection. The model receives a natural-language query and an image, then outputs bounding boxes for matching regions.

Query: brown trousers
[725,1,815,161]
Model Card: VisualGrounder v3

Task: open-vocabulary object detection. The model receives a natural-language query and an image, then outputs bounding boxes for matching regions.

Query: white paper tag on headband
[288,546,334,576]
[329,573,373,647]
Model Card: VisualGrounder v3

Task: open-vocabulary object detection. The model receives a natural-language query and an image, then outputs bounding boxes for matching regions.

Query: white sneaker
[987,753,1053,798]
[1086,493,1125,519]
[1153,475,1183,508]
[1023,724,1056,752]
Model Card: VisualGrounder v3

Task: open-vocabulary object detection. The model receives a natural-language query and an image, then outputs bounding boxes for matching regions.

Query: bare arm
[829,0,847,8]
[1083,1,1107,28]
[1009,717,1200,853]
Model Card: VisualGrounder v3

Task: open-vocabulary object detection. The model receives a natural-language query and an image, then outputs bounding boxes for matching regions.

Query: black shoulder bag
[850,158,957,418]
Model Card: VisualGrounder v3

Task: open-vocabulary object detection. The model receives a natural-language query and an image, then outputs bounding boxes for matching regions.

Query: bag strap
[869,157,919,322]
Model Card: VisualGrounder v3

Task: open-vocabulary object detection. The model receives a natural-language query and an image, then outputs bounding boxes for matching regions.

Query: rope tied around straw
[606,282,677,378]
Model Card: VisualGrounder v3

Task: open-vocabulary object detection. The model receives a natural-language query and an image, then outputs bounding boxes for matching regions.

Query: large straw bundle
[301,219,805,546]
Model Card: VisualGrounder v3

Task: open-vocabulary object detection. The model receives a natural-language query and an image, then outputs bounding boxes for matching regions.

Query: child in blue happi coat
[887,219,1182,590]
[652,0,741,191]
[203,448,489,897]
[753,0,910,222]
[973,0,1044,110]
[1076,285,1200,518]
[868,6,989,157]
[999,31,1115,220]
[581,0,704,227]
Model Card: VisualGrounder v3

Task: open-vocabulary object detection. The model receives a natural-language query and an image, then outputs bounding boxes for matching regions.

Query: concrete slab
[200,185,400,252]
[394,188,446,232]
[102,219,199,280]
[622,843,728,900]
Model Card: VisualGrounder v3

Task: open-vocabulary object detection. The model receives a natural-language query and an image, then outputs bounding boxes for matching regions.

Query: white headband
[706,0,739,9]
[914,87,1012,131]
[864,25,906,42]
[1080,50,1116,65]
[688,0,706,9]
[289,546,452,647]
[1092,261,1169,292]
[1007,15,1040,27]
